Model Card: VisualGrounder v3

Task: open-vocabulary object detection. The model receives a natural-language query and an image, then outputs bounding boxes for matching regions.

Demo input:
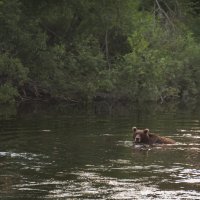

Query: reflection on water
[0,102,200,199]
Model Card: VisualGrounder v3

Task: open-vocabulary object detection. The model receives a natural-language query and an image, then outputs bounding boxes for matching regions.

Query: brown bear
[132,127,175,144]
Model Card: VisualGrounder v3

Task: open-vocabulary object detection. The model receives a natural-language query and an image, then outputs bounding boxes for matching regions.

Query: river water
[0,102,200,199]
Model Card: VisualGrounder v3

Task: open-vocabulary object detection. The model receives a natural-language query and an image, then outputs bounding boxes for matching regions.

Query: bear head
[132,127,150,143]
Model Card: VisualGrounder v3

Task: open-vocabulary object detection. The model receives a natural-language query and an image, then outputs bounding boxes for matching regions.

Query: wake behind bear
[132,127,175,145]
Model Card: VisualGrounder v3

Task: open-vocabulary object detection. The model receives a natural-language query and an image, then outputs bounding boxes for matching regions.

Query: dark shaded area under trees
[0,0,199,104]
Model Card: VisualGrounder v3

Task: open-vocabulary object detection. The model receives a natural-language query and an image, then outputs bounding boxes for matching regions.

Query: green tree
[0,0,199,104]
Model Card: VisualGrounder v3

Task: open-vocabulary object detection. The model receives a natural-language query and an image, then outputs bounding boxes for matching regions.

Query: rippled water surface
[0,103,200,199]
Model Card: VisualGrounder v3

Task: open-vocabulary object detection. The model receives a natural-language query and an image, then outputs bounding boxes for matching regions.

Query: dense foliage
[0,0,199,103]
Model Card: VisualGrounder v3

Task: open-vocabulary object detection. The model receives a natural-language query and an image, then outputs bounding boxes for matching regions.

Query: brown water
[0,102,200,199]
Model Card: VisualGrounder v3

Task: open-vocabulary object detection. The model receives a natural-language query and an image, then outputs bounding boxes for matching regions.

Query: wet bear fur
[132,127,175,145]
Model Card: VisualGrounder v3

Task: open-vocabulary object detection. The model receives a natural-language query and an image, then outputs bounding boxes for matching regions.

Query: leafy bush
[0,84,19,103]
[116,14,200,102]
[0,53,28,103]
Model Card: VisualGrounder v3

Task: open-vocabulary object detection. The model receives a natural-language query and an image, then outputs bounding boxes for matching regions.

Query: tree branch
[155,0,175,29]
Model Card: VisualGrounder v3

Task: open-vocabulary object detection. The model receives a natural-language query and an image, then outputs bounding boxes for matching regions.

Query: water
[0,102,200,199]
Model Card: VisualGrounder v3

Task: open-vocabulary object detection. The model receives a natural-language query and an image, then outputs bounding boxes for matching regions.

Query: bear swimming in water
[132,127,175,145]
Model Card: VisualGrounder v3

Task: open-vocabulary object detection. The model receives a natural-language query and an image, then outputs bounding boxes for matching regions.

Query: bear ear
[132,127,137,132]
[144,129,149,135]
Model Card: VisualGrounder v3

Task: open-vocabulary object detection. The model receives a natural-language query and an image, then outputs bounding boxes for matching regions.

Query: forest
[0,0,199,104]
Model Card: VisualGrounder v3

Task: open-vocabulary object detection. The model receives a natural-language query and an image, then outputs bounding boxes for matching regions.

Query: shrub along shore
[0,0,199,104]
